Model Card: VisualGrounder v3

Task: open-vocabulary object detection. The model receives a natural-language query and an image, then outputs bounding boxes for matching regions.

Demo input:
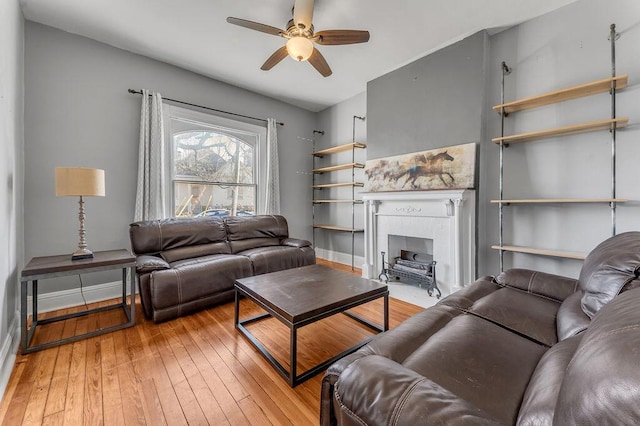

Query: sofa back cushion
[554,287,640,425]
[225,215,289,253]
[579,231,640,318]
[129,217,230,261]
[495,269,578,302]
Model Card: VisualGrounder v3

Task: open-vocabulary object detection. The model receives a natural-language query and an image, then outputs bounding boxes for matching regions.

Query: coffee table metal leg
[21,280,27,353]
[234,289,239,327]
[290,326,297,387]
[384,294,389,331]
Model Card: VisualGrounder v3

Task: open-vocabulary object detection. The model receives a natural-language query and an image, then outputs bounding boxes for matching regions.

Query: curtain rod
[127,89,284,126]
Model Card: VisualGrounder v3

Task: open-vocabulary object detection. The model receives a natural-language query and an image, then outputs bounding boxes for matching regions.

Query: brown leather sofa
[321,231,640,425]
[129,215,315,323]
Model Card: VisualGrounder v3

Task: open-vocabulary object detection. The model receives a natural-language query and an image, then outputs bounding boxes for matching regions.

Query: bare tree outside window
[172,130,256,217]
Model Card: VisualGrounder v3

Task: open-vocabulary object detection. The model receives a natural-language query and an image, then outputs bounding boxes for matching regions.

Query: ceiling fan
[226,0,370,77]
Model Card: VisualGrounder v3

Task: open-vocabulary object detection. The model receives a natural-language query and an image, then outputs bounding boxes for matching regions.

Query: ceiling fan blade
[308,47,332,77]
[315,30,370,45]
[261,46,289,71]
[293,0,314,30]
[226,17,284,36]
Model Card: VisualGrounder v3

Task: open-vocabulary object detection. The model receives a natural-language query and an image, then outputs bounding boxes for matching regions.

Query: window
[164,106,267,218]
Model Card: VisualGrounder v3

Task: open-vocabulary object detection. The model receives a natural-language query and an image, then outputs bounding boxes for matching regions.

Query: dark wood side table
[20,249,136,354]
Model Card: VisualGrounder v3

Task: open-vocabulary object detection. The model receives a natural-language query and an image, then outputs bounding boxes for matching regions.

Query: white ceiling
[20,0,577,112]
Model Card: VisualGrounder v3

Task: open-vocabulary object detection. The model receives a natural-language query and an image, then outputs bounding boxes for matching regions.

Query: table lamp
[55,167,106,260]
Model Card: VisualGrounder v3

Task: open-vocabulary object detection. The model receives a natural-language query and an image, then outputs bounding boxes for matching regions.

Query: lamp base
[72,248,94,260]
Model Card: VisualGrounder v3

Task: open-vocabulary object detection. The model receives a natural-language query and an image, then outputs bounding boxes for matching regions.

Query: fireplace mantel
[361,190,475,294]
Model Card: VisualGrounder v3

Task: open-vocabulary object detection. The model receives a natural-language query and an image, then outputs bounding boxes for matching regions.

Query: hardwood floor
[0,260,423,425]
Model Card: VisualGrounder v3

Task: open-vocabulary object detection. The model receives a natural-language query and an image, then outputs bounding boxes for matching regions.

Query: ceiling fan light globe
[286,36,313,62]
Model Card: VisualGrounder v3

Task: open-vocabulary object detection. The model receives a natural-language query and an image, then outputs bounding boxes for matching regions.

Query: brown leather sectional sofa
[129,215,315,323]
[321,231,640,425]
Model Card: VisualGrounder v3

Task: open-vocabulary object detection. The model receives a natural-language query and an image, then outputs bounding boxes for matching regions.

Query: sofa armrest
[281,238,311,248]
[331,355,502,426]
[321,351,372,426]
[496,268,579,302]
[135,255,170,274]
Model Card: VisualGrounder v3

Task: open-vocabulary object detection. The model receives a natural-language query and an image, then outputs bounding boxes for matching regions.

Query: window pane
[173,182,255,217]
[174,131,254,184]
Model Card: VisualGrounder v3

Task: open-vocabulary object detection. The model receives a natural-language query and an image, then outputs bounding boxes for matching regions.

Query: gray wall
[367,31,489,160]
[24,22,317,292]
[315,92,367,259]
[481,0,640,278]
[0,0,24,394]
[321,0,640,280]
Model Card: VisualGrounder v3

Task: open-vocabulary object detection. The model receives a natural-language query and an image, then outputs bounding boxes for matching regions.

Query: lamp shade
[55,167,105,197]
[286,36,314,62]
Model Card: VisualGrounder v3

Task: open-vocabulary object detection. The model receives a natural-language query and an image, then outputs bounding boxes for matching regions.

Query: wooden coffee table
[234,264,389,387]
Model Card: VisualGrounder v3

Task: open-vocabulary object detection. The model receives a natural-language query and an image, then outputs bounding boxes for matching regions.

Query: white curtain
[263,118,281,214]
[134,89,166,222]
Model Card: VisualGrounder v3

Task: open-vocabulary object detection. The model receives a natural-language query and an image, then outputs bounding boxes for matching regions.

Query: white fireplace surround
[362,190,476,295]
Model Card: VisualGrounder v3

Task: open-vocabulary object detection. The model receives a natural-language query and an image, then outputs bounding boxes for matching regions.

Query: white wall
[0,0,24,397]
[23,22,317,292]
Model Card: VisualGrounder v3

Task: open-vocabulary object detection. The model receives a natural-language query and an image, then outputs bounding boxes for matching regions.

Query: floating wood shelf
[313,225,364,232]
[492,245,587,260]
[493,75,628,115]
[313,182,364,189]
[492,117,629,145]
[491,198,628,204]
[312,163,365,173]
[312,142,366,157]
[312,199,363,204]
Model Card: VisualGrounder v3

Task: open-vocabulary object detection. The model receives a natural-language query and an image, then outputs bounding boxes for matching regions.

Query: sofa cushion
[467,287,562,347]
[130,216,228,255]
[554,287,640,425]
[229,238,281,254]
[149,254,252,312]
[161,242,231,263]
[579,231,640,318]
[401,314,548,425]
[225,215,289,253]
[237,245,316,275]
[356,304,463,363]
[517,334,582,426]
[440,275,562,347]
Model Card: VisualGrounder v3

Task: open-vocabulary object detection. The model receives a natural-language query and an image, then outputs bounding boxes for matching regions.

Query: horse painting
[395,151,455,189]
[363,142,476,192]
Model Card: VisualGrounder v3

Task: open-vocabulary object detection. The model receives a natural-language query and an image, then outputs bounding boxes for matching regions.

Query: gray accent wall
[23,22,316,292]
[0,0,24,395]
[367,31,489,160]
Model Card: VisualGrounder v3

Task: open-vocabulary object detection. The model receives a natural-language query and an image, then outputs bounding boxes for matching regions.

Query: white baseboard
[27,280,133,316]
[0,311,20,400]
[315,247,364,270]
